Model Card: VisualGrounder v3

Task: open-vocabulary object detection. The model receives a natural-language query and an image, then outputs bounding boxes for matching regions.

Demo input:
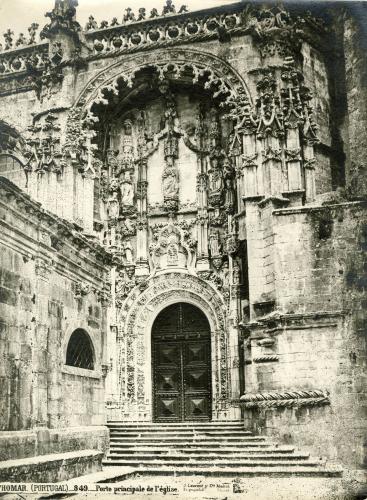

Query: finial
[15,33,27,47]
[150,8,159,18]
[178,5,188,13]
[3,29,14,50]
[85,15,98,31]
[28,23,39,44]
[123,8,136,23]
[162,0,176,16]
[137,8,146,21]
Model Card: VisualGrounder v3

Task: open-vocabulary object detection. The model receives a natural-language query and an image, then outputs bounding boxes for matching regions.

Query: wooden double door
[152,303,212,422]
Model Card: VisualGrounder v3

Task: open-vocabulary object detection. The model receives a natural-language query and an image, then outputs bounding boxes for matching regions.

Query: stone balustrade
[0,42,49,76]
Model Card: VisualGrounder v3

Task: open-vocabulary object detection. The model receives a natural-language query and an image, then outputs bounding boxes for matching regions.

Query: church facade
[0,0,366,483]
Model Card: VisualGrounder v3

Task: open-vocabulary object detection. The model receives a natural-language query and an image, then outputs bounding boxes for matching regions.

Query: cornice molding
[0,176,112,266]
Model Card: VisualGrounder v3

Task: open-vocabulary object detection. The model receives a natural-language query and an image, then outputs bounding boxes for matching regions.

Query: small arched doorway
[152,302,212,422]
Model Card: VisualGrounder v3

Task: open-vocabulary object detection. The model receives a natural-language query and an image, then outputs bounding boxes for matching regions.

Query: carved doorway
[152,303,212,422]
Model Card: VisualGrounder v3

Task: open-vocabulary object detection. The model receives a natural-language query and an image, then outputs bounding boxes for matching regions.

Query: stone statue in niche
[124,240,133,264]
[209,230,221,257]
[108,178,120,219]
[210,230,223,270]
[160,83,180,212]
[208,153,224,207]
[117,118,135,210]
[233,261,241,285]
[162,167,179,201]
[221,261,230,293]
[120,170,134,207]
[223,157,235,212]
[208,159,223,193]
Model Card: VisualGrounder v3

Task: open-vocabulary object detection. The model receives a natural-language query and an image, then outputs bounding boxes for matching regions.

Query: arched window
[0,154,27,190]
[65,329,95,370]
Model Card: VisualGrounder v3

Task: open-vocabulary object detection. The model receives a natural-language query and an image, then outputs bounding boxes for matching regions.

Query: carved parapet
[84,5,244,57]
[0,42,48,76]
[239,389,330,409]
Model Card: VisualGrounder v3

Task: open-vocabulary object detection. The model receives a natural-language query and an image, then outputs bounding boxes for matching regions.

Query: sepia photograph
[0,0,366,498]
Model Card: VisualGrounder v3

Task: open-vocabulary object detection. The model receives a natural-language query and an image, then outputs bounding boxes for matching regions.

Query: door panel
[153,342,182,421]
[152,304,211,422]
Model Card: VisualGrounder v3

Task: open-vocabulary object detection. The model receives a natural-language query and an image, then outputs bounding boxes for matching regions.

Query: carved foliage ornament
[24,113,62,174]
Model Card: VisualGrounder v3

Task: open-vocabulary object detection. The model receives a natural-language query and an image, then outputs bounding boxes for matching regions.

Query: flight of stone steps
[103,421,342,477]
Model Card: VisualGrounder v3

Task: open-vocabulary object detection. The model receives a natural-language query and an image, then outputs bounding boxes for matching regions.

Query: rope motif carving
[239,390,330,409]
[253,355,279,363]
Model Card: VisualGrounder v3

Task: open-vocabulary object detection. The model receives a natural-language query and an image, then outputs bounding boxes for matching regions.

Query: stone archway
[75,47,253,112]
[115,272,237,422]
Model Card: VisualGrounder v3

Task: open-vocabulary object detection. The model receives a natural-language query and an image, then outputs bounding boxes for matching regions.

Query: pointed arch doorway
[152,302,212,422]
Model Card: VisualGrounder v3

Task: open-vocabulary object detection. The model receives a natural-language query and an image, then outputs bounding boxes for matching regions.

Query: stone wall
[0,176,110,460]
[243,201,367,471]
[342,6,367,198]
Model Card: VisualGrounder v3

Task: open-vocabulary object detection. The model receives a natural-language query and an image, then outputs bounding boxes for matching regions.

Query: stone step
[101,464,343,478]
[109,430,253,438]
[104,424,342,481]
[108,446,296,454]
[109,441,274,448]
[107,453,310,461]
[108,425,245,432]
[109,435,268,442]
[102,459,322,468]
[107,421,241,426]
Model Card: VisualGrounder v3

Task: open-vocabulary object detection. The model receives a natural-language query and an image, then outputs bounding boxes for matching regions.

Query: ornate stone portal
[93,69,244,420]
[111,271,238,421]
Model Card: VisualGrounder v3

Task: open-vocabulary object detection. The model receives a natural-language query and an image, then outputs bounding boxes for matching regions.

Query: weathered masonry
[0,0,366,487]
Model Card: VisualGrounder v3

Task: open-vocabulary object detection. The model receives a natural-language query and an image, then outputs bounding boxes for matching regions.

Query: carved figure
[223,158,235,212]
[233,261,241,285]
[111,17,119,26]
[120,170,134,207]
[221,261,230,288]
[100,20,109,29]
[209,231,221,257]
[108,178,120,218]
[108,190,119,219]
[162,168,179,200]
[124,240,133,263]
[119,119,135,173]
